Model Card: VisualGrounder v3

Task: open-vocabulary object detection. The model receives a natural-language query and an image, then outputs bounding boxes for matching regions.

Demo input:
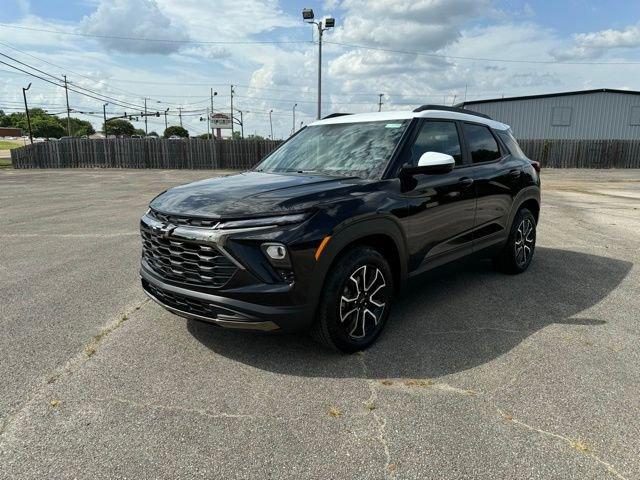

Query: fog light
[265,244,287,260]
[261,242,291,269]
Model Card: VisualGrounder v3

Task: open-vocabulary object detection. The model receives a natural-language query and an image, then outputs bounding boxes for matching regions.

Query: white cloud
[552,23,640,61]
[80,0,190,54]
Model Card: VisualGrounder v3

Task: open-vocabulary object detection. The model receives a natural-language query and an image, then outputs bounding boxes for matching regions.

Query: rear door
[400,119,476,272]
[460,122,522,251]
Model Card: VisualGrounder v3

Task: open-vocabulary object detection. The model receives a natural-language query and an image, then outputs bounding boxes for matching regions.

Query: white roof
[310,109,510,131]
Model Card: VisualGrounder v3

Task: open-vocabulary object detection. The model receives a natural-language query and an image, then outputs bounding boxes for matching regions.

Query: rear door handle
[458,177,474,188]
[509,169,521,178]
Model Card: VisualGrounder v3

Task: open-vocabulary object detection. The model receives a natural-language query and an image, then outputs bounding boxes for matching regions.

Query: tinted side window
[497,130,526,158]
[410,121,462,165]
[462,123,501,163]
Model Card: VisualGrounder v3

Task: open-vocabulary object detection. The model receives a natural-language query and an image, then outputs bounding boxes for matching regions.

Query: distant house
[0,127,22,138]
[458,88,640,140]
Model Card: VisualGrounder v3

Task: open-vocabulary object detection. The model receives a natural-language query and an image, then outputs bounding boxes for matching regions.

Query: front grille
[149,209,220,228]
[142,279,224,320]
[141,226,238,287]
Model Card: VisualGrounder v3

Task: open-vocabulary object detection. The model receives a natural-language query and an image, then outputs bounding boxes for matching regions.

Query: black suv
[140,106,540,352]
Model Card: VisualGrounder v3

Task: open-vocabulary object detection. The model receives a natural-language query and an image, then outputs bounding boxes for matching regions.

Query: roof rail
[322,113,352,119]
[412,104,492,120]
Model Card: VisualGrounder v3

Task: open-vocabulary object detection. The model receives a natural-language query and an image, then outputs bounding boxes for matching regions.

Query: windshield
[256,120,409,179]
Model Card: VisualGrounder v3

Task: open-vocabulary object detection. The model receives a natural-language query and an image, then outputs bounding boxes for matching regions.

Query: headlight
[218,212,308,229]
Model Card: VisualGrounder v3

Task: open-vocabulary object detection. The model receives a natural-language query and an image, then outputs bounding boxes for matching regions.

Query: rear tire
[493,207,536,274]
[312,247,394,353]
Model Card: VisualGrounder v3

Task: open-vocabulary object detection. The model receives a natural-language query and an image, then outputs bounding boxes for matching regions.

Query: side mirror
[403,151,455,175]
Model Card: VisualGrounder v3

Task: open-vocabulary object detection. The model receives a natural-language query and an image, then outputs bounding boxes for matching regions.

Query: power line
[0,53,149,110]
[0,23,312,46]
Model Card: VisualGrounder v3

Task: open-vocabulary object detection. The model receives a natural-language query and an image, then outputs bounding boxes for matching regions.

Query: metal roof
[458,88,640,106]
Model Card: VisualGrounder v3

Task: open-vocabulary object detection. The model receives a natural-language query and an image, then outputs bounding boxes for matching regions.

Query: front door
[400,120,476,273]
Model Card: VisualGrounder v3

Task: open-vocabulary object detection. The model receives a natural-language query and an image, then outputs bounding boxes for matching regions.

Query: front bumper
[140,265,308,332]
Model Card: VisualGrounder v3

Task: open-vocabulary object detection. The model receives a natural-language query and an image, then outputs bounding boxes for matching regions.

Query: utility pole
[62,74,71,136]
[269,109,273,139]
[303,10,335,119]
[103,103,108,138]
[378,94,384,112]
[178,107,183,127]
[230,84,235,136]
[292,103,297,136]
[164,108,169,131]
[22,82,33,144]
[144,98,148,135]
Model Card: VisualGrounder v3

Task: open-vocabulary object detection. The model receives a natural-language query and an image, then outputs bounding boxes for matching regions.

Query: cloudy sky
[1,0,640,138]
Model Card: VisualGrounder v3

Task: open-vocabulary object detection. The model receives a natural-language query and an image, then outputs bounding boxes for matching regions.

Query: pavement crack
[497,409,628,480]
[0,297,149,438]
[95,396,256,421]
[356,353,396,479]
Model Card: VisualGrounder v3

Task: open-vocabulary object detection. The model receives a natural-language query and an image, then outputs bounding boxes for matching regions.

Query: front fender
[301,215,409,324]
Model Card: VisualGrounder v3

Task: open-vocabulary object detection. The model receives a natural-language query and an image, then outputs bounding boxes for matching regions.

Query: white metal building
[458,89,640,140]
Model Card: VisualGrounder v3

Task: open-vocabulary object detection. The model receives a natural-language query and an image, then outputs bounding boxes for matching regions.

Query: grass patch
[0,158,12,169]
[328,406,342,418]
[0,140,23,150]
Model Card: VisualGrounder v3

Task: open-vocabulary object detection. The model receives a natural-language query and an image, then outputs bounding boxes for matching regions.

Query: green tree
[133,128,146,136]
[104,119,135,137]
[30,115,65,138]
[147,131,159,137]
[68,117,95,137]
[0,109,9,127]
[231,131,242,140]
[246,133,265,141]
[164,125,189,138]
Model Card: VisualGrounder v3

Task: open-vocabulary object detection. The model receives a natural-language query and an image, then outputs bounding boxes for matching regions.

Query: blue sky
[1,0,640,137]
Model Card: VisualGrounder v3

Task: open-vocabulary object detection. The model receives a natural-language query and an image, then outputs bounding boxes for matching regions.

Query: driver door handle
[509,169,522,178]
[458,177,474,188]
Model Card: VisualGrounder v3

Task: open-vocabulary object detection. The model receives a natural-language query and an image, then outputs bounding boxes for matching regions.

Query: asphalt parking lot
[1,168,639,479]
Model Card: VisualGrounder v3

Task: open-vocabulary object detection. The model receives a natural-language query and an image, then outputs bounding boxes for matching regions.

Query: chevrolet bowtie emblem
[153,223,176,238]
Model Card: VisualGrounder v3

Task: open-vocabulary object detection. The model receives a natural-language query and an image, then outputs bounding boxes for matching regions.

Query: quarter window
[462,123,501,164]
[410,121,462,166]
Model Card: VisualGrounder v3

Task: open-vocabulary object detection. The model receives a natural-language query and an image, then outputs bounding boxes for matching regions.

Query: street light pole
[269,109,274,139]
[164,108,169,131]
[210,89,217,140]
[144,98,148,135]
[103,103,108,138]
[378,94,384,112]
[303,9,335,120]
[292,103,297,136]
[22,82,33,144]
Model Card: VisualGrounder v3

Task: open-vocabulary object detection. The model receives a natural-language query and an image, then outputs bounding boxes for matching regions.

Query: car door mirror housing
[403,151,455,175]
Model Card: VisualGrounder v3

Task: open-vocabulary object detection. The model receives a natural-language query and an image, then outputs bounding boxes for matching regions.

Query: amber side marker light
[315,236,331,261]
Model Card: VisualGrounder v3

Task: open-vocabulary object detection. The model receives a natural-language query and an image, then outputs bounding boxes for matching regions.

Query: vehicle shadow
[187,247,632,379]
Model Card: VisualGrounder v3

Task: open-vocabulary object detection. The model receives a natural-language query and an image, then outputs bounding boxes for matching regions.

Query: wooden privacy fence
[10,137,640,169]
[519,139,640,168]
[10,138,283,169]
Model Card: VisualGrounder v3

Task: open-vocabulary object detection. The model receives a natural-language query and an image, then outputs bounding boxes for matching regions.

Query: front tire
[312,247,394,353]
[493,207,537,274]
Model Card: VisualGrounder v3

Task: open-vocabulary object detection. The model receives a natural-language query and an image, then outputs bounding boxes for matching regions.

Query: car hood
[149,171,366,218]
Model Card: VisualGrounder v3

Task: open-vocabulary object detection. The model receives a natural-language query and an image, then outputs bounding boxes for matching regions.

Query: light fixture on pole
[302,8,335,120]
